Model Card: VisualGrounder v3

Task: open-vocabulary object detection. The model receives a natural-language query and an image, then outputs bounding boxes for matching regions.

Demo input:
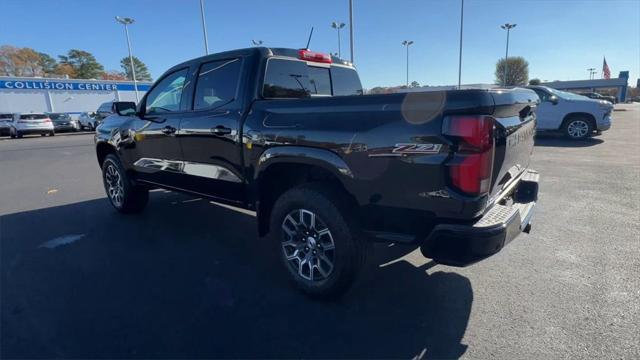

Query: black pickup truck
[96,47,540,297]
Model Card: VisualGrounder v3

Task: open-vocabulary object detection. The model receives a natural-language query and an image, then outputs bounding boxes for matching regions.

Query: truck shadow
[534,133,604,147]
[1,191,472,359]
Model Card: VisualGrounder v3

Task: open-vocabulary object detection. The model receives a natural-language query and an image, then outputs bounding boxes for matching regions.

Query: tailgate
[487,88,538,203]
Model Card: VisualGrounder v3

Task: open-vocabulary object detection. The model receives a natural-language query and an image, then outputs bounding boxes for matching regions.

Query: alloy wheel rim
[568,120,589,138]
[105,164,124,207]
[281,209,335,282]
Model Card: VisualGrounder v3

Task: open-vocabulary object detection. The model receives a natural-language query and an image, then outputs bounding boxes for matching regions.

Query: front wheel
[564,117,593,140]
[270,184,368,298]
[102,154,148,213]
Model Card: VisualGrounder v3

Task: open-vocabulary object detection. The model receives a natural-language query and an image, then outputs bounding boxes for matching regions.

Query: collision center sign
[0,80,149,91]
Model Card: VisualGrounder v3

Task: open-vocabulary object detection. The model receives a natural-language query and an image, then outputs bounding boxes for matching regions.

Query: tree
[120,56,152,81]
[495,56,529,86]
[54,63,76,78]
[37,52,58,76]
[0,46,43,76]
[100,70,127,81]
[529,78,541,85]
[410,81,420,88]
[59,49,104,79]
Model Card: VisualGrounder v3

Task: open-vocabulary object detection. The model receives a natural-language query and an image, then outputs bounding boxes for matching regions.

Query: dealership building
[0,76,152,117]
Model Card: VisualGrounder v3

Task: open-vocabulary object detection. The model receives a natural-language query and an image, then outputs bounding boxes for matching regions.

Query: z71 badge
[369,143,442,157]
[392,143,442,154]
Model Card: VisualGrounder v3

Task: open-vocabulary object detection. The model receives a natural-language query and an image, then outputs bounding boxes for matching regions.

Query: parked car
[47,112,77,132]
[528,86,613,139]
[78,112,99,130]
[96,101,116,121]
[9,113,55,138]
[96,47,539,297]
[0,113,13,136]
[578,91,617,104]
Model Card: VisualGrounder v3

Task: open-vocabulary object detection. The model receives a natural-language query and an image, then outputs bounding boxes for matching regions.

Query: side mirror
[549,96,559,105]
[113,101,137,116]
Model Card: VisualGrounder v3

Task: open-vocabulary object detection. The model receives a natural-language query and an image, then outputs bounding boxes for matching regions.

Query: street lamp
[251,40,263,46]
[199,0,209,54]
[401,40,414,87]
[115,16,139,102]
[331,21,346,58]
[500,23,516,87]
[587,68,596,80]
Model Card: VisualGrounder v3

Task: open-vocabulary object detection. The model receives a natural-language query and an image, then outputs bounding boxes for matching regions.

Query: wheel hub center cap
[307,237,316,248]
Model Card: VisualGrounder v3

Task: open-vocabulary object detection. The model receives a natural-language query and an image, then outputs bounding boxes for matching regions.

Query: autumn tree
[100,70,127,81]
[0,46,44,76]
[495,56,529,86]
[120,56,152,81]
[59,49,104,79]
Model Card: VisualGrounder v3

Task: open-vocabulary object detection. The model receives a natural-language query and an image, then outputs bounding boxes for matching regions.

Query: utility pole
[331,21,346,58]
[115,16,139,102]
[500,23,517,86]
[458,0,464,89]
[349,0,354,63]
[402,40,414,87]
[200,0,209,54]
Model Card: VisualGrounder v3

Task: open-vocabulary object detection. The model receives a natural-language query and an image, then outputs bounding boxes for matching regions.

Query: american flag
[602,57,611,79]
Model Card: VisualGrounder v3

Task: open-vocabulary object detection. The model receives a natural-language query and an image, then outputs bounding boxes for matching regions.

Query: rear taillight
[444,115,495,196]
[298,49,332,63]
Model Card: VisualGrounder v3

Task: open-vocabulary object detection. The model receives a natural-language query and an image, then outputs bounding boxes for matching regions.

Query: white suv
[9,113,55,138]
[528,86,613,139]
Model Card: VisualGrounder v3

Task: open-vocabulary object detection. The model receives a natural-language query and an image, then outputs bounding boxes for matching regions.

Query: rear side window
[0,114,12,120]
[331,66,363,96]
[193,58,242,110]
[20,114,47,120]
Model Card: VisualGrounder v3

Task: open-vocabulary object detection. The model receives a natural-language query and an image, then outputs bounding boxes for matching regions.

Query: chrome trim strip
[133,158,242,183]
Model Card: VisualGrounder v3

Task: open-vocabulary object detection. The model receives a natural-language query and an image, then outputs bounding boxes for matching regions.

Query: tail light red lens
[444,115,495,196]
[298,49,332,63]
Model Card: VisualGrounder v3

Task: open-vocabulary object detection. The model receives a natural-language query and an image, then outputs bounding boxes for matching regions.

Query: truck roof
[167,47,355,74]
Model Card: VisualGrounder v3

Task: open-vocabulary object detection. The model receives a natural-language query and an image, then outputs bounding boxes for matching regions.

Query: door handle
[161,125,177,135]
[211,125,232,136]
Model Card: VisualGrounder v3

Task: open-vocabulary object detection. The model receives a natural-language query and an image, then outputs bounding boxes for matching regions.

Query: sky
[1,0,639,89]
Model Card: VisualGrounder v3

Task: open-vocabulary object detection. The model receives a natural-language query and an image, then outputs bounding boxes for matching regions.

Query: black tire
[563,116,593,140]
[41,133,46,137]
[101,154,148,213]
[49,131,55,136]
[16,131,23,138]
[269,183,369,298]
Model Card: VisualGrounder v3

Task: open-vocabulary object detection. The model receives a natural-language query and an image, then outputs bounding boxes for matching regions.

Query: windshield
[19,114,47,120]
[548,88,590,101]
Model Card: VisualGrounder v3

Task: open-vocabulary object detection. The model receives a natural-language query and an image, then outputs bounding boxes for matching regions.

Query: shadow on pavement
[1,191,472,359]
[535,134,604,148]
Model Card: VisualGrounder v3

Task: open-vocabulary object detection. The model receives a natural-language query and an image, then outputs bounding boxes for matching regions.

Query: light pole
[200,0,209,54]
[401,40,414,87]
[331,21,346,58]
[458,0,464,89]
[349,0,354,63]
[115,16,139,102]
[251,40,263,46]
[500,23,516,86]
[587,68,595,80]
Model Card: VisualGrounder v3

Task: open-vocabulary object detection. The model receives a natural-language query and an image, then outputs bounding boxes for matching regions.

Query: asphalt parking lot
[1,104,639,359]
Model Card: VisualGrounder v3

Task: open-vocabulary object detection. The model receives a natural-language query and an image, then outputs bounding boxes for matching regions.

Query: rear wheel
[49,131,55,136]
[102,154,148,213]
[269,184,368,298]
[563,117,593,140]
[16,131,23,138]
